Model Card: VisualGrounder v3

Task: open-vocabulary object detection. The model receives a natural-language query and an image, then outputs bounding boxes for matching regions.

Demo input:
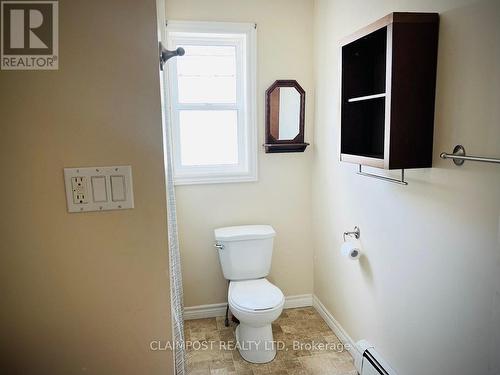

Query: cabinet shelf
[340,12,439,170]
[347,93,386,103]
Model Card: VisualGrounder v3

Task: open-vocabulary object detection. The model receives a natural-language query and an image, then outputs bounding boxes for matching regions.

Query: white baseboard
[184,293,313,320]
[184,302,227,320]
[283,294,313,309]
[312,294,361,367]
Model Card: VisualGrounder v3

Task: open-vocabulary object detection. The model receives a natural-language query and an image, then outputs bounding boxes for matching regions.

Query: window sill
[174,173,258,186]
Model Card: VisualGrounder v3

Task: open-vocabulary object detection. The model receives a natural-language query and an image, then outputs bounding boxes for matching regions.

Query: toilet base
[235,323,277,363]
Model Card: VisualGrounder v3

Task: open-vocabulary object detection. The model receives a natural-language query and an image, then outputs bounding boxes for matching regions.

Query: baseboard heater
[357,340,397,375]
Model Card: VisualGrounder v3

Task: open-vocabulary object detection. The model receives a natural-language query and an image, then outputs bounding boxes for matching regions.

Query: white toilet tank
[214,225,276,280]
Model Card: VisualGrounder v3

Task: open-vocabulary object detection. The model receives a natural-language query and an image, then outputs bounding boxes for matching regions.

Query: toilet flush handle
[214,243,224,250]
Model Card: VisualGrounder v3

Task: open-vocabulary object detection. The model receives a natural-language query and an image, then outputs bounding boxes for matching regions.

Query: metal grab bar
[440,145,500,166]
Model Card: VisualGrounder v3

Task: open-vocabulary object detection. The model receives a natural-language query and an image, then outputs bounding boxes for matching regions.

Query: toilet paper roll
[341,241,361,260]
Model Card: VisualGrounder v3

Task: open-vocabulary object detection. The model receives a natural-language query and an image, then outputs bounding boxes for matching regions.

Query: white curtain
[162,68,186,372]
[165,128,186,375]
[159,49,186,375]
[157,2,186,371]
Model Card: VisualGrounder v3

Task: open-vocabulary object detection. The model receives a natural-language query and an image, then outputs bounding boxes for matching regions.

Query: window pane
[176,45,237,104]
[179,110,238,166]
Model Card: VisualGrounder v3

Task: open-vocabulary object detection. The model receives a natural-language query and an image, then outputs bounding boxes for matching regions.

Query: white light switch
[91,176,107,202]
[110,175,126,201]
[64,166,134,213]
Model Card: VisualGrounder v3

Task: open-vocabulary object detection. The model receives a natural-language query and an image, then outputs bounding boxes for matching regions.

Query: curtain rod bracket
[159,42,184,70]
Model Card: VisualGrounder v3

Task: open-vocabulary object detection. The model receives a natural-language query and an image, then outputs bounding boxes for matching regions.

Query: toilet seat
[229,278,284,312]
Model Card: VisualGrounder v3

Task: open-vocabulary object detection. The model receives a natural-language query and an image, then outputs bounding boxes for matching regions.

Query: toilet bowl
[229,278,284,363]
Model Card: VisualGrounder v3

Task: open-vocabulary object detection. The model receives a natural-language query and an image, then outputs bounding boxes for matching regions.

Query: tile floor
[184,307,358,375]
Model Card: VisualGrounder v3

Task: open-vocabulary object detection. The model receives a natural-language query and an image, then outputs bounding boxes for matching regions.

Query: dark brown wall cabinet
[340,12,439,169]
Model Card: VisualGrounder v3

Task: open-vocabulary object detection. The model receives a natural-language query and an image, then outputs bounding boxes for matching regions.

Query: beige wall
[312,0,500,374]
[0,1,173,374]
[165,0,315,306]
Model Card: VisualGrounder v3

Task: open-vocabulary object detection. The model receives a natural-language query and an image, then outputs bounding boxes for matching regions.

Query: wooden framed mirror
[264,80,309,153]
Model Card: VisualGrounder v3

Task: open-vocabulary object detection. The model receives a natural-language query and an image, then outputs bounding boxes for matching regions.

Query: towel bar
[357,165,408,185]
[440,145,500,166]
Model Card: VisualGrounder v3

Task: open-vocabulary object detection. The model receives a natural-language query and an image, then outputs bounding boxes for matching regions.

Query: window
[166,21,257,185]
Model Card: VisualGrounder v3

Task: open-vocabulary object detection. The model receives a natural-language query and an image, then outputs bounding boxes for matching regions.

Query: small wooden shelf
[263,143,309,153]
[347,93,386,103]
[340,12,439,170]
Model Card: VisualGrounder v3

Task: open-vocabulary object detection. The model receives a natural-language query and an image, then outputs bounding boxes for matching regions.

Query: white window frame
[166,21,257,185]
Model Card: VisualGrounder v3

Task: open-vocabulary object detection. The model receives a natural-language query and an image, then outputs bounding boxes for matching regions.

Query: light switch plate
[63,166,134,213]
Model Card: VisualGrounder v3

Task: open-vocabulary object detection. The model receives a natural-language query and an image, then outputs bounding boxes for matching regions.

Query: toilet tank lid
[214,225,276,241]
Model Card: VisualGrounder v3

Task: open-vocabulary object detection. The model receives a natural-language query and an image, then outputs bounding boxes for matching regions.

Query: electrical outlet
[64,166,134,213]
[71,176,88,204]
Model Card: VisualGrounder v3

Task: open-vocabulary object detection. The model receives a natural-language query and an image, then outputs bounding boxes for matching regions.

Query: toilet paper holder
[343,226,360,242]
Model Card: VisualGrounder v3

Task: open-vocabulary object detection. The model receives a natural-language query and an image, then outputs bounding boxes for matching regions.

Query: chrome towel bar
[357,165,408,186]
[440,145,500,166]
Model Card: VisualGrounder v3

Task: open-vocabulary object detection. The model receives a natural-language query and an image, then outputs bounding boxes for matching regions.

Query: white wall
[165,0,315,307]
[312,1,500,374]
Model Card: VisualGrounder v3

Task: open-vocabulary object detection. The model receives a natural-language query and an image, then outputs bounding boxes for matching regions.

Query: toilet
[214,225,284,363]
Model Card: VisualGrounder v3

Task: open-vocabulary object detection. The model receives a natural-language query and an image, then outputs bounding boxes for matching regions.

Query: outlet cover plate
[64,166,134,213]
